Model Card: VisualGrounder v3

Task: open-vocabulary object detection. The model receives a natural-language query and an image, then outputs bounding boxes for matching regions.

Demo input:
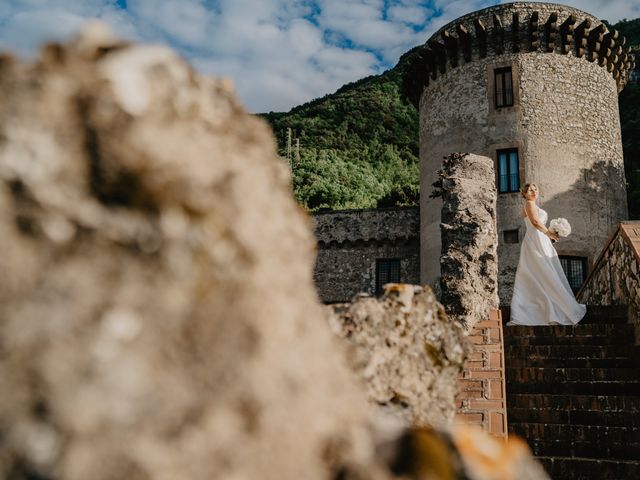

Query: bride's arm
[524,201,558,240]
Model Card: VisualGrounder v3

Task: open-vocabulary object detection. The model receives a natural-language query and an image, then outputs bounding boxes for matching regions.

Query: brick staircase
[503,305,640,479]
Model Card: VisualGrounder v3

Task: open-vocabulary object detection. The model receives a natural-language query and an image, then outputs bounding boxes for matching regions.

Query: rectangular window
[497,148,520,193]
[559,256,588,293]
[503,229,520,244]
[495,67,514,108]
[376,258,401,295]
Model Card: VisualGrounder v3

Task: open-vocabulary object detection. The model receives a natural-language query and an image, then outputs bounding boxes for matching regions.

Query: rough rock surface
[0,25,383,480]
[578,223,640,326]
[433,152,499,330]
[328,284,470,427]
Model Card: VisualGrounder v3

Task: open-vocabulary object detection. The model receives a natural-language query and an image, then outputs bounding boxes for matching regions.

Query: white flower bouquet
[549,218,571,239]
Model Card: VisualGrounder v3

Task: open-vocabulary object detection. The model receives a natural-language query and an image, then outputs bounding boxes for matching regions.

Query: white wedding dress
[509,205,586,326]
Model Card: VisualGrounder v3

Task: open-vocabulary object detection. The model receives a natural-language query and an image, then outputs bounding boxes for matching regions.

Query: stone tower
[403,2,636,303]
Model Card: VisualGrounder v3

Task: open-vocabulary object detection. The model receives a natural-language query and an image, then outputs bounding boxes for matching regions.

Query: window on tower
[559,256,588,293]
[494,67,514,108]
[497,148,520,193]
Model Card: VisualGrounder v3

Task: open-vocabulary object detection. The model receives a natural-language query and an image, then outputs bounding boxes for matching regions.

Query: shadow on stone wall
[541,160,627,259]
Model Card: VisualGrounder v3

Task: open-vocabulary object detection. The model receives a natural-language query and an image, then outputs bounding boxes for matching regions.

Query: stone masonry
[577,222,640,327]
[434,152,499,330]
[433,152,507,440]
[455,309,508,439]
[404,2,633,304]
[328,284,469,428]
[313,207,419,303]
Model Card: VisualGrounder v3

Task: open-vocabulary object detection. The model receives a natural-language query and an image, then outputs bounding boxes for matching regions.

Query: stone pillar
[434,152,499,330]
[432,153,507,438]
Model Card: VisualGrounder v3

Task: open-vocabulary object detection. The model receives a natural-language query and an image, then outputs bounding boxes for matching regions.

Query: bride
[509,183,586,326]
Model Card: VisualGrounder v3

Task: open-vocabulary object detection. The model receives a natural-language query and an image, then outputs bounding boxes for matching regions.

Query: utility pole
[286,127,292,165]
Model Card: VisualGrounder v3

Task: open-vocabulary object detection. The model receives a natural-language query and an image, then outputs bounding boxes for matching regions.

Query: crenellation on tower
[403,3,636,107]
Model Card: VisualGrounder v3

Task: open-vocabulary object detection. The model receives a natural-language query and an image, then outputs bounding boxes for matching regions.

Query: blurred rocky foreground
[0,25,547,480]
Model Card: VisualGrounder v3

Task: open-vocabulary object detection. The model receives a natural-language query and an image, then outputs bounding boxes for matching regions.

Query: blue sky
[0,1,637,112]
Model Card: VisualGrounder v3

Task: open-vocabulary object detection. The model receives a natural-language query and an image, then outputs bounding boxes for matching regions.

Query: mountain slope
[262,49,420,211]
[262,18,640,216]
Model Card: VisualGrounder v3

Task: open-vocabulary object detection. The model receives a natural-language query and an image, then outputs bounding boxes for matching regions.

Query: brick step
[504,333,633,346]
[504,344,638,360]
[506,356,636,368]
[530,439,640,461]
[501,305,630,325]
[506,323,635,337]
[536,456,640,480]
[507,394,640,412]
[510,423,640,445]
[508,380,640,395]
[581,305,630,323]
[506,367,640,383]
[508,407,640,426]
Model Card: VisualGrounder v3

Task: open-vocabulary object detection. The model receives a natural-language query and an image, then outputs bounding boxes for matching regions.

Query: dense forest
[262,18,640,216]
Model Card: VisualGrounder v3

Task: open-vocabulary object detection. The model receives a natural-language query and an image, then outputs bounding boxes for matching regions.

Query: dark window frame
[497,148,520,194]
[375,258,401,295]
[558,256,588,293]
[494,67,514,108]
[503,229,520,244]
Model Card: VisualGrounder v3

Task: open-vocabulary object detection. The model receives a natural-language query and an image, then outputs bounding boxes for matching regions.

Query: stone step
[504,332,633,346]
[506,367,640,383]
[500,305,630,325]
[510,423,640,445]
[508,407,640,427]
[508,380,640,395]
[506,356,636,368]
[536,456,640,480]
[504,344,638,360]
[507,394,640,412]
[506,323,635,337]
[581,305,630,324]
[530,439,640,461]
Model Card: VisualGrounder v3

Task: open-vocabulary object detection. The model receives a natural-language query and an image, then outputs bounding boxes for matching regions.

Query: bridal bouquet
[549,218,571,238]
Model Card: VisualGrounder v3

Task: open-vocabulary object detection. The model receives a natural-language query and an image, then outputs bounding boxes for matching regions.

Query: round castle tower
[403,2,636,303]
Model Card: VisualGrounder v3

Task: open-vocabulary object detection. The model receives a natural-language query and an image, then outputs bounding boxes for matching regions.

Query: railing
[577,222,640,325]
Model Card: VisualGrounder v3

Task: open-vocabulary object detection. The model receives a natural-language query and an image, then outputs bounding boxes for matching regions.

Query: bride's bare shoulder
[522,200,536,218]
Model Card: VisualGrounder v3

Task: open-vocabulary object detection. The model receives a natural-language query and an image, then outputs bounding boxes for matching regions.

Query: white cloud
[540,0,640,23]
[388,5,432,25]
[0,0,637,113]
[126,0,213,46]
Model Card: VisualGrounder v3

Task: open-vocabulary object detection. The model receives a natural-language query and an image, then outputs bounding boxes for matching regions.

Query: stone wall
[577,223,640,326]
[313,207,420,303]
[412,3,629,304]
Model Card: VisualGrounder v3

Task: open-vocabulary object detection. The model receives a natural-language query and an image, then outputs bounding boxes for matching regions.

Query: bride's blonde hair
[520,183,537,199]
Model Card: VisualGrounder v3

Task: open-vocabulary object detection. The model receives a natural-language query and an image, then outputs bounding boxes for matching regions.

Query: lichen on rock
[328,284,470,427]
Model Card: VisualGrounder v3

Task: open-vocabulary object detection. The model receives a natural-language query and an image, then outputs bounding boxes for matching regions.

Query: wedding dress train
[509,205,586,326]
